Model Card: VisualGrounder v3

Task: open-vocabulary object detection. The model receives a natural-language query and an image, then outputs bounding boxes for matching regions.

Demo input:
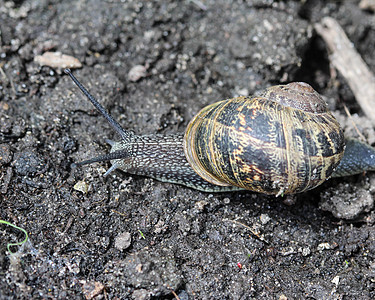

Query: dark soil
[1,0,375,299]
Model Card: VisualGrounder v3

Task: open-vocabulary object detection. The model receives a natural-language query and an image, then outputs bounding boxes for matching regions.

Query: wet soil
[1,0,375,299]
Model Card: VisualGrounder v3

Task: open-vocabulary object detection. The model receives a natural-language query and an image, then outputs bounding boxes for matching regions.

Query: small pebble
[114,232,132,251]
[260,213,271,225]
[80,280,105,300]
[331,275,340,285]
[128,65,147,82]
[317,242,331,251]
[301,247,311,256]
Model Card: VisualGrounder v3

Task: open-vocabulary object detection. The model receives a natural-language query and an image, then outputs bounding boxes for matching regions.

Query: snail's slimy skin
[332,138,375,178]
[109,134,240,192]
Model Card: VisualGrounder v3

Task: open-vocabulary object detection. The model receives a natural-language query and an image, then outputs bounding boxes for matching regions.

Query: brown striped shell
[183,82,345,195]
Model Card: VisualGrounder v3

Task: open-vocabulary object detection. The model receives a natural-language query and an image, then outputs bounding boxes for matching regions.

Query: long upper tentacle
[64,68,133,143]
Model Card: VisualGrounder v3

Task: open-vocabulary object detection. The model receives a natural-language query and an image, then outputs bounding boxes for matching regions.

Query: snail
[64,69,375,196]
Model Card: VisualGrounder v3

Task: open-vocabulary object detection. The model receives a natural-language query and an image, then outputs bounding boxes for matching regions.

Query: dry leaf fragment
[34,52,82,69]
[73,180,89,194]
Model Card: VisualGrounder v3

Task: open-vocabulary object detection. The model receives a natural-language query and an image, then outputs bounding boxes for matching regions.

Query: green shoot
[138,230,145,239]
[0,220,29,254]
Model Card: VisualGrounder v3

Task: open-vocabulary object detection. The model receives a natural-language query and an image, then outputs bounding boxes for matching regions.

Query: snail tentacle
[64,68,133,143]
[104,163,120,177]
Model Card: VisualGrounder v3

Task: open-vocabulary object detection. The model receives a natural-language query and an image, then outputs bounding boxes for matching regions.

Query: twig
[315,17,375,123]
[225,219,270,244]
[168,288,181,300]
[342,103,366,141]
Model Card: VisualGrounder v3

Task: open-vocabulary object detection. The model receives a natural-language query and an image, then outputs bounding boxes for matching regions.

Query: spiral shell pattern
[183,83,345,195]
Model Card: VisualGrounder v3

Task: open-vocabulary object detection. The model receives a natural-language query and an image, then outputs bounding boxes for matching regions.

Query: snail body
[65,69,375,195]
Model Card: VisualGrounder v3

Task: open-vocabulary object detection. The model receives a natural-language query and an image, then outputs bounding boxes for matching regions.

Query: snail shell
[184,82,345,195]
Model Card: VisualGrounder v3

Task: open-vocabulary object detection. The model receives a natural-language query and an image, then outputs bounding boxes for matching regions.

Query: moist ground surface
[1,1,375,299]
